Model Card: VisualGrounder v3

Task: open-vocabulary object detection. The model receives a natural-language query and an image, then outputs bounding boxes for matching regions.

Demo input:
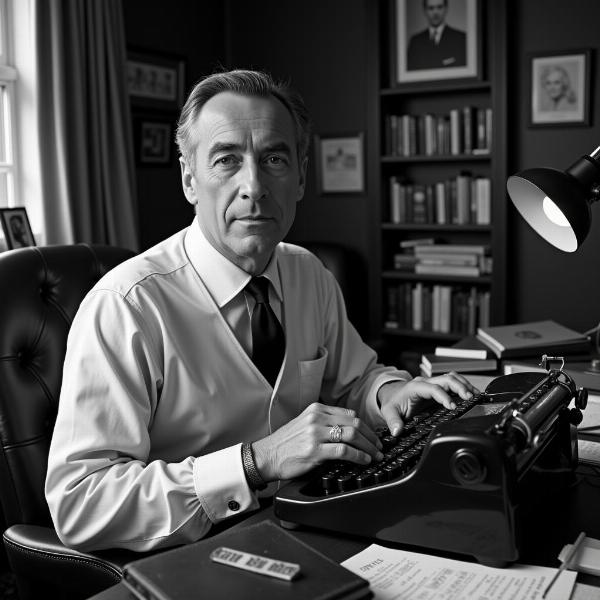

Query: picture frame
[315,133,365,195]
[127,49,186,110]
[529,49,591,127]
[133,113,176,167]
[0,207,36,249]
[391,0,481,86]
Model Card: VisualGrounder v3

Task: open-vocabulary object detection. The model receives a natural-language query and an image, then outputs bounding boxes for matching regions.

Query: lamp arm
[565,149,600,204]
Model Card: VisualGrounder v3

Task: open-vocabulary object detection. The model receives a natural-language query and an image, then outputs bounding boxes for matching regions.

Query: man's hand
[377,372,479,436]
[251,403,384,482]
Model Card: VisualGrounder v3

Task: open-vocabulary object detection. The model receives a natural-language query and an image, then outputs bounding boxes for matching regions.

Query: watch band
[241,442,267,491]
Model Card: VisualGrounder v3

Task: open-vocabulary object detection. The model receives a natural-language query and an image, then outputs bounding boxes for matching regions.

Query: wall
[123,0,600,338]
[509,0,600,333]
[224,0,372,334]
[122,0,226,250]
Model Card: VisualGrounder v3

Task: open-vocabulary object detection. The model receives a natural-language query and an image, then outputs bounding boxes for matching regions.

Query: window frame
[0,0,18,209]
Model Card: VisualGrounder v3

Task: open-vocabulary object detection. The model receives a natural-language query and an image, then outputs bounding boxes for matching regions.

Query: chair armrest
[3,524,126,599]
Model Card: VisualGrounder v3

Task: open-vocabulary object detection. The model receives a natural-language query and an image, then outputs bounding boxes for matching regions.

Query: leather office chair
[299,241,368,337]
[0,244,140,600]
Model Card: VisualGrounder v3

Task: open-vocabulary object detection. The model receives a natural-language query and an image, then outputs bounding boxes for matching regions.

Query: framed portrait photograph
[529,49,591,127]
[392,0,480,86]
[315,133,365,195]
[0,207,36,249]
[127,49,185,110]
[133,114,175,166]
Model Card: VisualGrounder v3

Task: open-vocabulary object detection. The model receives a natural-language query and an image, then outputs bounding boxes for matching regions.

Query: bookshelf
[366,0,508,355]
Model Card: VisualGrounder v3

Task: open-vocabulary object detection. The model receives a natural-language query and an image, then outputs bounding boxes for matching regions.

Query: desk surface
[89,464,600,599]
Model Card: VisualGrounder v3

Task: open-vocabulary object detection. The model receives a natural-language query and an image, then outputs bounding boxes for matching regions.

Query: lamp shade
[506,167,591,252]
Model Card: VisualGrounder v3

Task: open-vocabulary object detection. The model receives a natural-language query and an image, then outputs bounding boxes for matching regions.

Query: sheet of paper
[341,544,576,600]
[571,582,600,600]
[580,393,600,433]
[578,439,600,466]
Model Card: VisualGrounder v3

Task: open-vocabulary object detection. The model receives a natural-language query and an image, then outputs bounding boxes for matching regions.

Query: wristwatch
[241,442,267,491]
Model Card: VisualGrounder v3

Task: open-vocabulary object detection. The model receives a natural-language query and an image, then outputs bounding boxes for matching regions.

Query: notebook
[122,519,372,600]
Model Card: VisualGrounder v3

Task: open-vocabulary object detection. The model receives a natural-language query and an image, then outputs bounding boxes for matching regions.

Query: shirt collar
[430,23,445,37]
[184,217,283,308]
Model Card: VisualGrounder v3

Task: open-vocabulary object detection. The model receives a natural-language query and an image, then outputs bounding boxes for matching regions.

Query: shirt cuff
[365,370,411,427]
[193,443,260,523]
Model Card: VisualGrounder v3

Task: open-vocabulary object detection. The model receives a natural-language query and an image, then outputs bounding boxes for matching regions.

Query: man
[407,0,466,71]
[45,69,476,552]
[9,215,29,248]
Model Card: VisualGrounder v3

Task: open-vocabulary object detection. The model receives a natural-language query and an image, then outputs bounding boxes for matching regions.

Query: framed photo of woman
[529,49,591,127]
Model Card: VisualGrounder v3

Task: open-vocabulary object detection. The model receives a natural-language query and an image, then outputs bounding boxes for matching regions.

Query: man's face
[424,0,447,28]
[180,92,307,274]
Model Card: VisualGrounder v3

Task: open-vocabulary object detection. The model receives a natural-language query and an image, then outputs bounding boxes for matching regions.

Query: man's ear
[180,157,197,206]
[297,155,308,202]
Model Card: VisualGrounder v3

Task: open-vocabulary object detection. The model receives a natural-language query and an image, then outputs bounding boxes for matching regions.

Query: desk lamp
[506,146,600,252]
[506,146,600,364]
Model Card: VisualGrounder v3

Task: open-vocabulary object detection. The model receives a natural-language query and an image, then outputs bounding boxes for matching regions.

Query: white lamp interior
[507,176,578,252]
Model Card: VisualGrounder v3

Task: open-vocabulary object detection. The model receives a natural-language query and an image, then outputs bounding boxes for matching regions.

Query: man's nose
[238,160,267,201]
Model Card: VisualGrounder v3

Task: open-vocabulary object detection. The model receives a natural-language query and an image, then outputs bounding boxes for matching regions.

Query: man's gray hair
[176,69,312,165]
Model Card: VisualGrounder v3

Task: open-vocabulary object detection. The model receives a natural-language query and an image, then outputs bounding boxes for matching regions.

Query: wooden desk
[88,464,600,599]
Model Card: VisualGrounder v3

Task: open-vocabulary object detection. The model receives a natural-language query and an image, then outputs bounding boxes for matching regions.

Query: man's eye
[215,156,236,166]
[265,155,287,166]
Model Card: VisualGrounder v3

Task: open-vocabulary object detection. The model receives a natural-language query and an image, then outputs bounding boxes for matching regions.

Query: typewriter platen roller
[273,357,586,566]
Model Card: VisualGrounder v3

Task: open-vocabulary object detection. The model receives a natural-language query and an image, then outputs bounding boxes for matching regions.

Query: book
[434,344,489,360]
[415,264,480,277]
[414,243,489,256]
[420,353,497,377]
[122,520,372,600]
[476,320,591,359]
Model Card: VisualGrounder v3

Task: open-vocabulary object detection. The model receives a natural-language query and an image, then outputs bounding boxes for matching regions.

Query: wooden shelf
[366,0,507,349]
[380,81,491,97]
[382,328,463,341]
[381,153,491,164]
[381,223,491,232]
[382,271,492,285]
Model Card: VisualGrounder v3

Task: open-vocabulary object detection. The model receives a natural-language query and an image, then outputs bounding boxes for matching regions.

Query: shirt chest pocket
[297,346,328,410]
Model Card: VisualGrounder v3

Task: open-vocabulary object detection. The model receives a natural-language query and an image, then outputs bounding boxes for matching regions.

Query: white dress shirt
[45,217,410,551]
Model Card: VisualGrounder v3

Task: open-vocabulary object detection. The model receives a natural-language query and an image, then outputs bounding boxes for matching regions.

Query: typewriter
[274,356,589,566]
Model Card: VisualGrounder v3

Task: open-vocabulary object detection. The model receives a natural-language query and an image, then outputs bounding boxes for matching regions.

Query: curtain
[35,0,139,251]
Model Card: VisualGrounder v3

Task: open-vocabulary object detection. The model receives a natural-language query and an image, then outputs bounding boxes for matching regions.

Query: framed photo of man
[529,49,591,127]
[392,0,480,86]
[0,207,36,250]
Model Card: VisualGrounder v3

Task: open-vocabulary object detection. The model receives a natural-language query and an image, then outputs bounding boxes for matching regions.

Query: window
[0,0,17,209]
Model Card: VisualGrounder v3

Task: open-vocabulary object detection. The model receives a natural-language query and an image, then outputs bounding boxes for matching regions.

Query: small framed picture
[392,0,481,86]
[133,114,175,166]
[315,133,365,195]
[127,49,186,110]
[529,49,592,127]
[0,207,36,249]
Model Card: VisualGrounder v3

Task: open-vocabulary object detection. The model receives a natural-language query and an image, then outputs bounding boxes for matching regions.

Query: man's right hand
[250,403,384,482]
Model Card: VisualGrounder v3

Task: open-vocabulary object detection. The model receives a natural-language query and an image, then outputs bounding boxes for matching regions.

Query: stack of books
[420,337,497,377]
[413,243,491,278]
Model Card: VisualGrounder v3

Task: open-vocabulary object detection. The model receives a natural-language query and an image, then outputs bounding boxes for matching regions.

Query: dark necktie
[245,277,285,387]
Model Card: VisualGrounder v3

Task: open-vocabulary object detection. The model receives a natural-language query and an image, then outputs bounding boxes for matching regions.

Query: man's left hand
[377,372,479,436]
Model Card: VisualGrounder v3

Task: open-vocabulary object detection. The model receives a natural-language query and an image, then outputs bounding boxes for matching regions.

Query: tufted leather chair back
[0,244,135,530]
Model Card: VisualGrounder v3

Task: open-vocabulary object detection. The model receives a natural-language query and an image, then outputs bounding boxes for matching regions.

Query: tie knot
[246,277,270,304]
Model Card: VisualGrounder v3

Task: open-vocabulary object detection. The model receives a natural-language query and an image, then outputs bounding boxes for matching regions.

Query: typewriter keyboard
[312,395,481,496]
